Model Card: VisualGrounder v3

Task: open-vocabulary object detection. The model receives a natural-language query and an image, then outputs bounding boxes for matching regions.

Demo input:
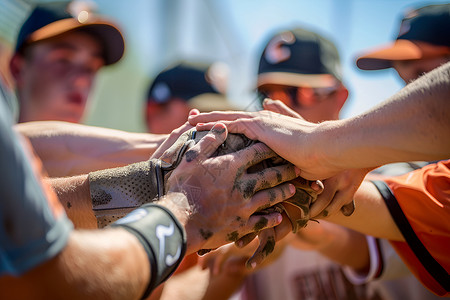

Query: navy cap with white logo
[147,63,220,104]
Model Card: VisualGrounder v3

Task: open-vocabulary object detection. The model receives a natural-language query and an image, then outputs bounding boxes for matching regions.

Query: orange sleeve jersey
[372,159,450,296]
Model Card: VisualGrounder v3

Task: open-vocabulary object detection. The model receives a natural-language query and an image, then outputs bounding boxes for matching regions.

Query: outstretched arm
[190,62,450,180]
[319,61,450,175]
[15,121,167,177]
[323,181,403,241]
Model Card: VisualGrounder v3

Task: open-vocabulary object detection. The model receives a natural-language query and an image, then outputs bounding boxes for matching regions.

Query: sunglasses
[257,85,338,108]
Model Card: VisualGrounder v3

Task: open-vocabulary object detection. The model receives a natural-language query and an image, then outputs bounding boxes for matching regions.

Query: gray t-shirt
[0,91,73,275]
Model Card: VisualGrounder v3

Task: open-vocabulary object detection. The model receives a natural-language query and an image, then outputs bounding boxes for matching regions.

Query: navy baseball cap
[147,63,220,104]
[257,27,342,89]
[15,1,125,65]
[356,3,450,70]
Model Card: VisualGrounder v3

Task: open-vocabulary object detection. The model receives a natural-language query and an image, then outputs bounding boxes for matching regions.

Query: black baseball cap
[147,63,220,104]
[257,27,342,89]
[15,1,125,65]
[356,3,450,70]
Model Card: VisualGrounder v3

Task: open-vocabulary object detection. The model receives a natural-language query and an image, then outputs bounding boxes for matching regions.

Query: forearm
[324,181,403,241]
[316,61,450,171]
[46,175,97,229]
[15,121,167,177]
[1,229,150,300]
[292,221,370,272]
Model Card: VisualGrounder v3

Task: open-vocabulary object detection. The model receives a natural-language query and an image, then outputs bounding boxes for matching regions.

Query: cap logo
[398,19,411,37]
[264,31,295,65]
[398,8,420,37]
[152,82,171,103]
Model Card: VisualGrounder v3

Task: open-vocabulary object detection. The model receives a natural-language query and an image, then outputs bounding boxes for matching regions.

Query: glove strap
[89,160,164,227]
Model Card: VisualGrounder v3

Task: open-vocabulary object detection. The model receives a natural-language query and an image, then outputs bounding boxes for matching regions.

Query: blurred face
[146,98,191,133]
[13,31,104,123]
[257,84,346,123]
[392,56,450,83]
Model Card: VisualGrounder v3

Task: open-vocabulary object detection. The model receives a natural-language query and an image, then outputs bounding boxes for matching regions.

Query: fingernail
[277,214,283,223]
[289,183,296,194]
[310,180,321,192]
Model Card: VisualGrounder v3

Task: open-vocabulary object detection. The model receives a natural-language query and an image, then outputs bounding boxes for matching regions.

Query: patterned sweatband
[110,203,187,298]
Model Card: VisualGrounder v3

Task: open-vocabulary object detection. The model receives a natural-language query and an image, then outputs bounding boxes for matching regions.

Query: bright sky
[81,0,450,130]
[1,0,448,131]
[206,0,449,118]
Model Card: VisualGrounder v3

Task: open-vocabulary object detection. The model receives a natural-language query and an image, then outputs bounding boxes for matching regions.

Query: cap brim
[257,72,339,89]
[26,18,124,65]
[356,40,450,70]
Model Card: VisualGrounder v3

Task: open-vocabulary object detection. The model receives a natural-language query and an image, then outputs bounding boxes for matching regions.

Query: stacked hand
[160,123,299,254]
[172,127,323,267]
[183,99,372,267]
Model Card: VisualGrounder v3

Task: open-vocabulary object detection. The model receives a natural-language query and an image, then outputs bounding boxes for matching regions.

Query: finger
[244,212,283,234]
[197,249,219,270]
[207,244,234,275]
[230,142,278,169]
[212,250,229,275]
[341,200,356,216]
[189,108,200,116]
[197,254,209,270]
[273,215,295,242]
[320,189,356,218]
[263,99,302,119]
[197,118,261,141]
[184,123,228,163]
[248,164,299,194]
[245,228,276,269]
[236,142,277,166]
[158,128,195,163]
[211,245,243,275]
[188,111,252,126]
[195,122,215,131]
[309,179,338,218]
[152,122,194,159]
[248,182,296,213]
[235,232,259,248]
[310,180,324,193]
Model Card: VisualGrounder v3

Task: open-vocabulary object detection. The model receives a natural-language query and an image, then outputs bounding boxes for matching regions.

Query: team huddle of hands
[143,99,361,268]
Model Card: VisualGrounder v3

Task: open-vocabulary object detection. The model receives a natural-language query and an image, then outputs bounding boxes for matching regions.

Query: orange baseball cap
[356,4,450,70]
[15,1,125,65]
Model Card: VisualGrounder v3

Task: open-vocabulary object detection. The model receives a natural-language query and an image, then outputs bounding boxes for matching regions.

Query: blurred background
[1,0,448,132]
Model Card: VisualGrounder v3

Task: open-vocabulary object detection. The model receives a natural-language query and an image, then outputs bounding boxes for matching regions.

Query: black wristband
[110,203,187,299]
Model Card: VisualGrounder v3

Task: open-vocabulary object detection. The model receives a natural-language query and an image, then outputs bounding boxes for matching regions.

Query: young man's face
[258,83,346,123]
[15,30,104,123]
[392,56,450,83]
[146,98,191,134]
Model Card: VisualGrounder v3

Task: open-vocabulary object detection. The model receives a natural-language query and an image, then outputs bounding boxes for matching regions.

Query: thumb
[263,98,303,119]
